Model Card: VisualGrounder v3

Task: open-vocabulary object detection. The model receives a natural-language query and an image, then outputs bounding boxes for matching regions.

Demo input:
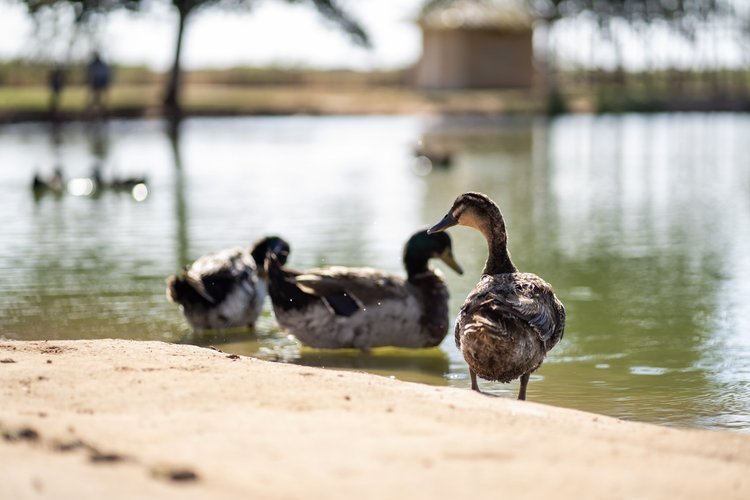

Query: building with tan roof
[415,0,535,89]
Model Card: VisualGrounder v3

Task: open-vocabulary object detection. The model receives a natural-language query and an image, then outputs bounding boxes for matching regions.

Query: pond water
[1,113,749,432]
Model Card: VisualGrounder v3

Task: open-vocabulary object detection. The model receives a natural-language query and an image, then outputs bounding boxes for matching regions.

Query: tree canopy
[420,0,734,28]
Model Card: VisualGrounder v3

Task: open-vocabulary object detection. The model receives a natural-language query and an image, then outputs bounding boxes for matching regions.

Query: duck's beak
[427,212,457,234]
[439,248,464,275]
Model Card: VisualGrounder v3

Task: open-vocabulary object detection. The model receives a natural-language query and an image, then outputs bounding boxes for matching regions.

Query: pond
[1,113,749,432]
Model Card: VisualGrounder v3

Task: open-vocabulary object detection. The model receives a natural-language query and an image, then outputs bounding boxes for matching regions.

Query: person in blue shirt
[87,51,111,117]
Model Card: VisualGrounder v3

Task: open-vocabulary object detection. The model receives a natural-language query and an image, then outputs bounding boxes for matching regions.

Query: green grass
[0,83,546,118]
[2,61,747,118]
[0,86,53,111]
[0,85,163,113]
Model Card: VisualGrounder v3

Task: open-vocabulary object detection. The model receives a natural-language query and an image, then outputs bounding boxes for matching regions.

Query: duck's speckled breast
[410,270,450,348]
[459,319,546,382]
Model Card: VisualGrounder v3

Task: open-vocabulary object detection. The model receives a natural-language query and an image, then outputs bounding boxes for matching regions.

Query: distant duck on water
[266,230,464,350]
[428,192,565,400]
[414,140,452,169]
[34,163,148,199]
[32,167,64,195]
[167,236,290,331]
[90,163,148,192]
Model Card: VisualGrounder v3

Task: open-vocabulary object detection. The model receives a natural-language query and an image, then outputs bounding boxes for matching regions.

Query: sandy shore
[1,339,749,499]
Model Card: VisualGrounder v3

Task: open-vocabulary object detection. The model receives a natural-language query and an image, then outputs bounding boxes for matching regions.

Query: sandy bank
[1,339,749,499]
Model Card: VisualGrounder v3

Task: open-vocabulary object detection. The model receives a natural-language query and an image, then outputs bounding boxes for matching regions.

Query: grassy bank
[0,83,547,121]
[3,60,749,120]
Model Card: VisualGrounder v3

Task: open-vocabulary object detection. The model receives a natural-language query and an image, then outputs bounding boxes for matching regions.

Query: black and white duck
[428,192,565,400]
[266,229,463,350]
[166,236,290,331]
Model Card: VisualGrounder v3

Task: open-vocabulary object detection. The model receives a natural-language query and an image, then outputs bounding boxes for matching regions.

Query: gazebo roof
[417,0,534,31]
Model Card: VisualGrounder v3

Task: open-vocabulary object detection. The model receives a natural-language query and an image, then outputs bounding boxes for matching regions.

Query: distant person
[87,52,111,117]
[48,65,65,118]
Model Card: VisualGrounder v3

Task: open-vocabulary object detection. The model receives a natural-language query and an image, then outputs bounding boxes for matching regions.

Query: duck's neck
[484,242,516,275]
[404,254,431,281]
[477,215,517,276]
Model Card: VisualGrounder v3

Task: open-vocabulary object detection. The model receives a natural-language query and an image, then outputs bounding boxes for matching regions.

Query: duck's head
[427,192,504,240]
[251,236,290,269]
[403,229,463,278]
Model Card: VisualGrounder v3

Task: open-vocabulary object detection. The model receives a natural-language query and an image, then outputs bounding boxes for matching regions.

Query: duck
[414,140,453,169]
[31,167,64,195]
[265,229,463,350]
[90,163,148,191]
[166,236,290,331]
[428,192,565,400]
[108,174,148,191]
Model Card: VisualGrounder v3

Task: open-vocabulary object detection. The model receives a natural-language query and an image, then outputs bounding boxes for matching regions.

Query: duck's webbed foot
[517,373,530,400]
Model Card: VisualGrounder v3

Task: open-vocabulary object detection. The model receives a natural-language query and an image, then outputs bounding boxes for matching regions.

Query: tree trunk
[540,21,566,116]
[163,8,188,116]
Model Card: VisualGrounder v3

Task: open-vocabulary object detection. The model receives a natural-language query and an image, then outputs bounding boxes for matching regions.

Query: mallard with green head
[428,192,565,400]
[266,229,463,350]
[166,236,290,331]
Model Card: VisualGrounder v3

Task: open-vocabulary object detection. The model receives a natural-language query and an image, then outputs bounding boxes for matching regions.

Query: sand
[1,339,749,499]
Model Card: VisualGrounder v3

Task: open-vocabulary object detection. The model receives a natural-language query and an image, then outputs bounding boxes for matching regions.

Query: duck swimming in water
[32,167,64,196]
[166,236,290,331]
[428,192,565,400]
[266,230,463,350]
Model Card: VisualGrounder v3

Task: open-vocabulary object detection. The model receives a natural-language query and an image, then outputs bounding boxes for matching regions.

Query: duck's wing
[294,267,409,317]
[186,249,256,304]
[462,273,565,345]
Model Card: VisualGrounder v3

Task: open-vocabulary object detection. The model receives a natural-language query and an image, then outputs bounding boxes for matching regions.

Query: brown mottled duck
[428,192,565,400]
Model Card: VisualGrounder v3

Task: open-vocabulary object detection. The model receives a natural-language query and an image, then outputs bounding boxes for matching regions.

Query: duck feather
[185,249,256,305]
[461,274,565,345]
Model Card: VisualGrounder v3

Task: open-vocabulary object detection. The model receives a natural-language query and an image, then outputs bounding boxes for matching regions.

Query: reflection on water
[177,312,451,385]
[1,114,749,432]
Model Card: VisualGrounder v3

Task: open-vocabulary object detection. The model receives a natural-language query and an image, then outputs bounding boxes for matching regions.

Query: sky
[0,0,425,70]
[0,0,745,71]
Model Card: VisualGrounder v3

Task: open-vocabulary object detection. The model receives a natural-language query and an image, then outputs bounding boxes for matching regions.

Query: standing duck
[167,236,290,331]
[266,230,463,350]
[428,192,565,400]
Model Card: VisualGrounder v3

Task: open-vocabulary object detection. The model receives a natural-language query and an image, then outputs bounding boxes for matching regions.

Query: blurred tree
[20,0,140,20]
[420,0,739,110]
[18,0,369,115]
[530,0,735,84]
[422,1,734,57]
[528,0,730,24]
[161,0,369,116]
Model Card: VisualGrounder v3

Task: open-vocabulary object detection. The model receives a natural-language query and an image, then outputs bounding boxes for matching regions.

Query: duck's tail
[166,274,188,304]
[166,272,215,307]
